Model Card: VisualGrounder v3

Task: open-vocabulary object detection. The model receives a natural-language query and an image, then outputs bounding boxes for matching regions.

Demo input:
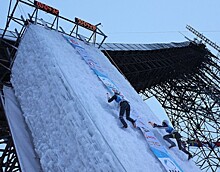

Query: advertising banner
[63,34,183,172]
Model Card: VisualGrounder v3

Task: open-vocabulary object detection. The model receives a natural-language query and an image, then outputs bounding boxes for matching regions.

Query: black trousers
[119,101,135,127]
[163,132,191,155]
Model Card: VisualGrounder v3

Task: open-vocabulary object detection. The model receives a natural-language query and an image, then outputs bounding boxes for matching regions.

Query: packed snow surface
[11,24,201,172]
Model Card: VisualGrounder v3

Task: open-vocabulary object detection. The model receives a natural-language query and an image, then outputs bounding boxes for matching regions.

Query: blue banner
[63,34,183,172]
[63,35,118,93]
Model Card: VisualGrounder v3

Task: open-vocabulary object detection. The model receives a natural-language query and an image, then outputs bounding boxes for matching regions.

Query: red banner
[34,1,59,16]
[75,18,97,31]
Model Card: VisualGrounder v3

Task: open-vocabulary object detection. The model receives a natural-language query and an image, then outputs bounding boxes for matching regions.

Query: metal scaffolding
[102,40,220,172]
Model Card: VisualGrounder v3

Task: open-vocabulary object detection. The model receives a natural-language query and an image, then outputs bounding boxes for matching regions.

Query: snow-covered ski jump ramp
[9,24,201,172]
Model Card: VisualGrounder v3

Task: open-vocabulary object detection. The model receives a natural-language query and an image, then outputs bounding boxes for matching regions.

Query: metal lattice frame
[0,96,21,172]
[139,53,220,171]
[103,42,220,172]
[0,137,21,172]
[141,74,220,171]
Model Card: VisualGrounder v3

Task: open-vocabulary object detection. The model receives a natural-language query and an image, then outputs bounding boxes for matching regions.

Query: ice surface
[11,24,201,172]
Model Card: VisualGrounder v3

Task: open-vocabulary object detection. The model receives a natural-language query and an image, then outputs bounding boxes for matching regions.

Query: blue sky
[1,0,220,49]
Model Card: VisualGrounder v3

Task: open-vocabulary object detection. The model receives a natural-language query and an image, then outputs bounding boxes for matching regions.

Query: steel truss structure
[0,137,21,171]
[0,95,21,171]
[102,41,220,172]
[1,0,107,79]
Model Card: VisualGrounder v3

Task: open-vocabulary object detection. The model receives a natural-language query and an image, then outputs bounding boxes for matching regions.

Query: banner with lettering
[63,34,183,172]
[63,35,118,93]
[136,118,183,172]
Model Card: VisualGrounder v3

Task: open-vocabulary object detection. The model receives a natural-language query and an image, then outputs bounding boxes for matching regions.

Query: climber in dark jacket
[149,120,192,160]
[107,91,136,128]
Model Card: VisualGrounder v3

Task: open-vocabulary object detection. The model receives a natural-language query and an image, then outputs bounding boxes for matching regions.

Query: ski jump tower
[102,28,220,172]
[0,0,219,172]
